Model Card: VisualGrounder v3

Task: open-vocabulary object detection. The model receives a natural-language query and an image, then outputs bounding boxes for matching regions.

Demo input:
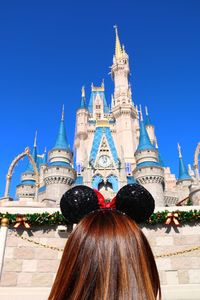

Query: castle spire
[24,132,38,173]
[53,107,70,150]
[136,107,155,152]
[80,86,86,108]
[114,25,123,59]
[34,130,37,148]
[43,147,47,164]
[61,104,64,121]
[145,106,152,125]
[177,143,182,158]
[177,143,191,181]
[155,140,165,167]
[81,85,85,98]
[139,105,143,121]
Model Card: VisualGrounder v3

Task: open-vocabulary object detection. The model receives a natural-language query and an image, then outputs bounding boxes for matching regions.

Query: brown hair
[49,210,161,300]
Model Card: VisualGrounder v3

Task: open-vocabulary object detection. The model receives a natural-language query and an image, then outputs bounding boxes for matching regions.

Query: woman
[49,184,161,300]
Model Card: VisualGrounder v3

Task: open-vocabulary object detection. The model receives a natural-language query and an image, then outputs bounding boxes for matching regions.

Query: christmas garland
[0,210,200,227]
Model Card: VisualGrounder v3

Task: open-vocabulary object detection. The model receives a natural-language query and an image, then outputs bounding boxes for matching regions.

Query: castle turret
[74,87,89,173]
[111,26,138,164]
[16,132,38,201]
[133,110,165,206]
[44,107,76,206]
[176,143,192,201]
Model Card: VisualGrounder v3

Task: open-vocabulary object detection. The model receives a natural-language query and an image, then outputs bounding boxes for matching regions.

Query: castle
[1,27,200,208]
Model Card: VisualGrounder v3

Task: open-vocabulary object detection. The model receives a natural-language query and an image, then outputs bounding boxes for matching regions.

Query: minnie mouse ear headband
[60,183,155,224]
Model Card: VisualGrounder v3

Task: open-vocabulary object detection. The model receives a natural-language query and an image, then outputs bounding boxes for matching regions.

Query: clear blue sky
[0,0,200,197]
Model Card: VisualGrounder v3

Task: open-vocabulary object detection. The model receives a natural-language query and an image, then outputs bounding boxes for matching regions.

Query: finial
[177,143,182,158]
[61,104,64,121]
[139,105,143,121]
[34,130,37,148]
[145,106,149,116]
[101,79,104,89]
[155,139,158,149]
[114,25,122,59]
[44,146,47,153]
[81,86,85,98]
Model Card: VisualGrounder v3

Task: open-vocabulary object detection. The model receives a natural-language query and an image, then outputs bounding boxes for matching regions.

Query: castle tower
[176,143,192,201]
[74,86,89,173]
[44,107,76,206]
[133,110,165,206]
[111,26,138,166]
[16,132,38,201]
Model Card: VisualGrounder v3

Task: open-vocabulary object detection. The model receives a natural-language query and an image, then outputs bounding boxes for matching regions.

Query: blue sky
[0,0,200,197]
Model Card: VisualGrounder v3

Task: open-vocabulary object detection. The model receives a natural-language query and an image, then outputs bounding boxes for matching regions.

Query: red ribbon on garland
[14,215,31,229]
[165,212,180,226]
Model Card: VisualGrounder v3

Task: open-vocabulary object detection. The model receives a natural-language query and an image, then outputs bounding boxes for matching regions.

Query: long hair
[49,210,161,300]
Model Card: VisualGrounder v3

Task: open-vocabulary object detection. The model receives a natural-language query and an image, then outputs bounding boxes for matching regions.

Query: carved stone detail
[137,176,164,185]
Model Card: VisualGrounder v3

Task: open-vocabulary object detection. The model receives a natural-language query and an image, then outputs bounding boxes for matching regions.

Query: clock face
[98,155,111,167]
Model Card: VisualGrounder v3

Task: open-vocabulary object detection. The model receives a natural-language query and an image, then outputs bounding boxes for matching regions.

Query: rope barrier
[9,230,200,258]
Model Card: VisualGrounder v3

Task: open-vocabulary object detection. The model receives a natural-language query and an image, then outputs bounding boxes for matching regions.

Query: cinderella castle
[1,27,200,208]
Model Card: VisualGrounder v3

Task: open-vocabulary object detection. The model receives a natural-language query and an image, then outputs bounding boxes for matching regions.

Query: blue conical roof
[145,114,152,126]
[144,106,152,126]
[24,145,37,173]
[80,96,86,109]
[53,118,70,150]
[136,121,155,152]
[43,149,47,164]
[178,157,191,181]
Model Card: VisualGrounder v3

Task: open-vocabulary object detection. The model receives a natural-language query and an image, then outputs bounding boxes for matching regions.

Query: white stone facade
[1,28,200,209]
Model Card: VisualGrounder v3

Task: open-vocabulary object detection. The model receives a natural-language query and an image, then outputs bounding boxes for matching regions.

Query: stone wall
[0,207,200,299]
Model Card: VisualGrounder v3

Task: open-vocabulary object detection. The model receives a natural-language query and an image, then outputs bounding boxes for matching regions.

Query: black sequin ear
[115,184,155,223]
[60,185,100,223]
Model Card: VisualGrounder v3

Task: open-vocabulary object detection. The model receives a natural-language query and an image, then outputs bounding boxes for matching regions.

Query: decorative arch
[194,142,200,180]
[4,147,40,200]
[106,174,118,193]
[92,174,103,190]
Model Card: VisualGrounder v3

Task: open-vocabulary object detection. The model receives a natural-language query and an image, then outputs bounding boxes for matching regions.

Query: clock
[98,155,111,167]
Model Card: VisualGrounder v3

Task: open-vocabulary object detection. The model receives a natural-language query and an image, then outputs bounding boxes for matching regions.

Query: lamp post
[0,218,9,279]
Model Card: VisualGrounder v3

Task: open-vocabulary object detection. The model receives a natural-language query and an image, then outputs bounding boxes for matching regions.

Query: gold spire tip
[114,24,122,59]
[139,105,143,121]
[81,86,85,98]
[34,130,37,147]
[61,104,64,121]
[177,143,182,158]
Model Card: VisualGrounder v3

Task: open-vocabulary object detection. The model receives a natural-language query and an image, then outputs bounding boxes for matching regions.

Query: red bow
[14,215,31,229]
[165,212,180,226]
[93,189,116,209]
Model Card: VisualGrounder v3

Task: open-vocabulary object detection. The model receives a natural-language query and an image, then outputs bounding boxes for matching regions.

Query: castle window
[125,163,132,174]
[96,113,101,119]
[96,105,101,109]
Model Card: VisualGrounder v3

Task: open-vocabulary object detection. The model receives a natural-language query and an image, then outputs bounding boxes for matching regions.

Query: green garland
[0,210,199,227]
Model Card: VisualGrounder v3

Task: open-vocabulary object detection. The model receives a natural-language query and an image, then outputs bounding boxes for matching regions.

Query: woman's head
[49,209,161,300]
